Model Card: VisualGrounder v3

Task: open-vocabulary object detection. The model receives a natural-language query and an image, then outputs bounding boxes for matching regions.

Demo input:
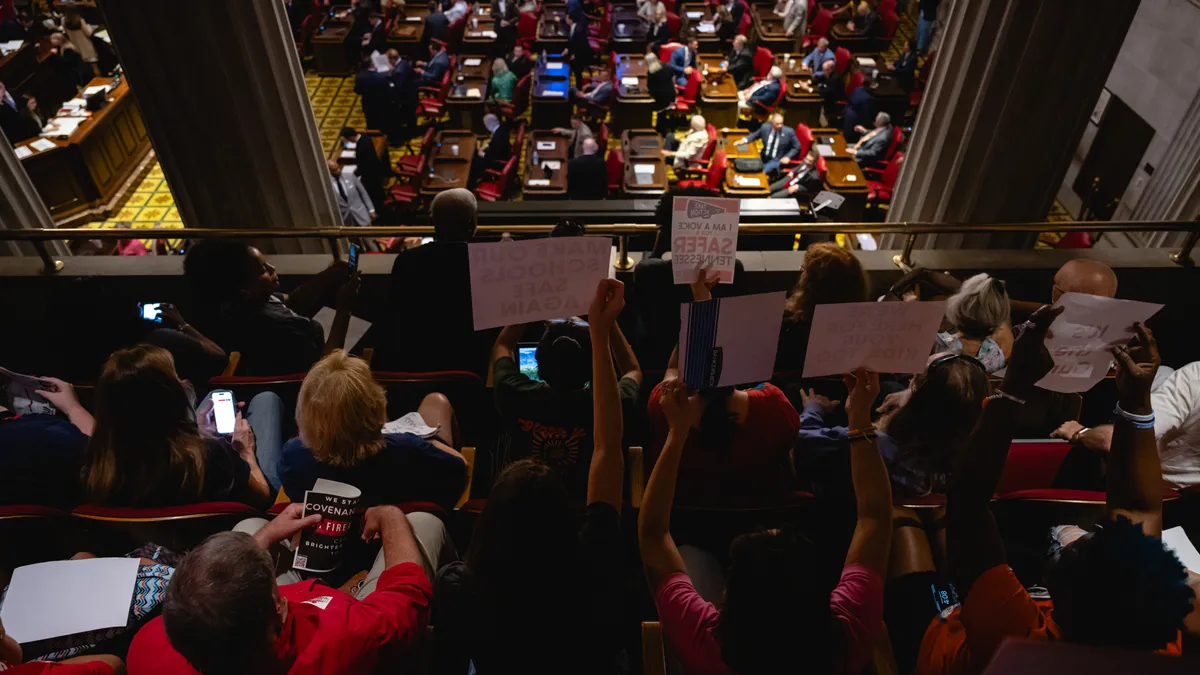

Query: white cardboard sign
[680,292,786,389]
[1036,292,1163,394]
[1,558,139,644]
[671,196,740,284]
[802,301,947,377]
[468,236,611,330]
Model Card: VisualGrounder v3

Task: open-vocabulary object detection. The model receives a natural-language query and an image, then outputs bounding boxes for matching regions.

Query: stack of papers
[621,76,639,86]
[0,39,23,55]
[686,11,703,18]
[371,51,391,72]
[541,160,561,170]
[528,178,551,186]
[734,175,762,187]
[41,117,85,137]
[83,84,110,97]
[30,138,58,152]
[406,15,422,21]
[856,57,877,68]
[541,89,566,97]
[697,21,716,33]
[815,144,835,157]
[464,57,483,67]
[339,150,355,159]
[536,140,556,151]
[465,87,482,97]
[14,146,33,159]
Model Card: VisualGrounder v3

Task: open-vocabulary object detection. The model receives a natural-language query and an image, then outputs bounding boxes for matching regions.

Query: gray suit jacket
[332,171,375,226]
[855,125,893,165]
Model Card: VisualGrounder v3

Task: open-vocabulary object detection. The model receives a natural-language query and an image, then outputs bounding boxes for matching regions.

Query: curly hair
[784,243,870,322]
[1046,516,1194,652]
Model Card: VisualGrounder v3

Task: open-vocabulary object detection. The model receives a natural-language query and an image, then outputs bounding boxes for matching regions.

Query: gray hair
[690,115,707,131]
[876,111,891,126]
[582,137,599,155]
[431,188,478,242]
[768,66,783,80]
[945,273,1010,339]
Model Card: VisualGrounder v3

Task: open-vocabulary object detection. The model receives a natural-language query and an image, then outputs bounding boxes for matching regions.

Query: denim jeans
[246,391,285,493]
[917,11,933,51]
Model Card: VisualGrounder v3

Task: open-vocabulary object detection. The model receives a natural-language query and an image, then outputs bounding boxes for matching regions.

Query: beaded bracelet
[1114,403,1155,429]
[846,428,878,442]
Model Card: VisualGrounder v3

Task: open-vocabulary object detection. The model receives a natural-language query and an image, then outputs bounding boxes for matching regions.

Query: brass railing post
[32,240,64,274]
[614,235,634,272]
[1169,228,1198,266]
[892,234,916,269]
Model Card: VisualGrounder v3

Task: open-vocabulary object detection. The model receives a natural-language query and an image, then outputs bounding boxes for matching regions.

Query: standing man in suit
[423,0,449,49]
[723,0,745,38]
[723,34,754,90]
[340,127,390,215]
[505,43,533,80]
[842,72,874,142]
[328,160,376,226]
[552,113,594,158]
[492,0,520,55]
[769,150,822,197]
[469,113,513,188]
[741,113,801,177]
[415,40,450,85]
[668,35,700,86]
[798,58,842,122]
[361,13,387,55]
[737,65,782,112]
[563,12,592,88]
[567,137,608,200]
[386,48,417,134]
[847,112,893,169]
[354,60,392,133]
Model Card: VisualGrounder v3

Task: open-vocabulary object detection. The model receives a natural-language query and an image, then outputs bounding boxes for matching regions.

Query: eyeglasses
[928,352,987,375]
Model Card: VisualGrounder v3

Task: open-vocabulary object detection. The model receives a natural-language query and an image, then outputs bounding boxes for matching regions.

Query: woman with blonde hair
[280,350,467,509]
[81,345,279,508]
[647,4,670,48]
[645,51,676,109]
[487,57,517,103]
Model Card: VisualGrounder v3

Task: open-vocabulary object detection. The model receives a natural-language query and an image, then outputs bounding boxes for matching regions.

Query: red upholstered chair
[834,46,851,73]
[475,156,518,201]
[795,123,813,157]
[885,125,903,161]
[815,154,827,176]
[497,73,532,119]
[879,9,899,42]
[866,150,903,207]
[862,125,904,180]
[595,122,609,150]
[416,67,453,119]
[736,6,752,35]
[996,440,1074,496]
[845,69,864,96]
[752,46,774,80]
[606,148,625,196]
[674,67,703,111]
[447,17,467,52]
[396,127,436,179]
[297,12,320,60]
[516,11,538,48]
[803,7,833,47]
[751,78,786,121]
[658,41,682,64]
[877,0,897,13]
[676,149,726,192]
[666,11,681,38]
[71,502,265,555]
[387,182,420,208]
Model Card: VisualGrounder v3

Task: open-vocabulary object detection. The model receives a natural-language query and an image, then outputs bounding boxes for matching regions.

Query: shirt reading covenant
[493,356,640,495]
[126,563,433,675]
[654,564,885,675]
[280,434,467,510]
[915,564,1182,675]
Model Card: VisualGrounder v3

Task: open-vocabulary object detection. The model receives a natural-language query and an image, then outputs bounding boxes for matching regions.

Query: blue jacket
[744,122,801,162]
[749,79,781,107]
[843,86,873,141]
[668,45,697,82]
[422,50,450,84]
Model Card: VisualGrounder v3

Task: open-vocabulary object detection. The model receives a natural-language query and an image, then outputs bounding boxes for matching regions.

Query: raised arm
[588,279,626,512]
[638,379,700,590]
[492,323,524,363]
[323,272,361,354]
[946,305,1062,594]
[1107,323,1164,536]
[841,370,891,575]
[611,323,643,386]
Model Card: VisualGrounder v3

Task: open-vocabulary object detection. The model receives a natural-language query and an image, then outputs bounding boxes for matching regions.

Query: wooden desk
[613,54,654,133]
[531,60,571,130]
[679,3,720,50]
[774,52,811,80]
[623,158,667,195]
[536,9,568,52]
[611,6,649,54]
[387,9,429,56]
[462,13,498,51]
[330,131,389,165]
[811,127,866,220]
[725,167,770,196]
[752,6,791,54]
[698,55,739,128]
[313,8,356,76]
[0,41,39,93]
[447,56,490,133]
[421,131,476,196]
[869,76,909,127]
[621,129,664,160]
[53,0,103,25]
[523,131,569,199]
[15,77,151,220]
[719,127,758,159]
[777,53,823,128]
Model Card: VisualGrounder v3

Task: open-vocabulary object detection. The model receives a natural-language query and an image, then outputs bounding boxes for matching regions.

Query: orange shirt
[915,564,1180,675]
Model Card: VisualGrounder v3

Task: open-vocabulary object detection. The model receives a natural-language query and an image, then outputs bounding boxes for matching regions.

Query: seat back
[795,123,813,156]
[880,9,899,38]
[679,67,702,102]
[772,78,786,106]
[737,7,751,35]
[810,7,833,36]
[511,73,532,115]
[0,505,71,569]
[512,123,526,156]
[880,150,904,187]
[815,154,827,176]
[419,127,437,155]
[702,123,718,161]
[834,45,851,73]
[658,41,682,64]
[705,150,726,190]
[596,122,610,149]
[886,125,903,160]
[71,502,264,556]
[517,10,538,45]
[448,17,466,52]
[878,0,897,12]
[606,147,625,192]
[752,45,773,79]
[845,70,864,96]
[666,11,680,38]
[996,440,1074,495]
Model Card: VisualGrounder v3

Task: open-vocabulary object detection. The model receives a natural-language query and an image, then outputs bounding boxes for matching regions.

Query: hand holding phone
[347,243,360,275]
[209,390,237,436]
[138,302,163,323]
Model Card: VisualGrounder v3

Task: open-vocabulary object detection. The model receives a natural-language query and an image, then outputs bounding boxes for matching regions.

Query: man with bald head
[1052,258,1118,302]
[567,137,607,200]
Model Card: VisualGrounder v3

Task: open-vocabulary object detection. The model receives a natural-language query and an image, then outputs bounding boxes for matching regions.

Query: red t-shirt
[1,664,114,675]
[653,564,885,675]
[647,382,801,504]
[126,562,432,675]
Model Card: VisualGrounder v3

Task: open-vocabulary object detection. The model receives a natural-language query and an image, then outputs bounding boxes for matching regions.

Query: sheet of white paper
[541,160,561,170]
[344,141,357,150]
[735,175,761,187]
[30,138,58,151]
[536,140,556,150]
[0,39,23,54]
[671,196,740,284]
[1,558,139,644]
[679,292,787,389]
[856,57,876,68]
[339,150,355,159]
[1035,292,1163,393]
[802,301,948,377]
[41,117,85,137]
[468,236,611,329]
[686,11,703,18]
[621,76,639,86]
[312,477,361,498]
[371,51,391,72]
[312,307,372,353]
[14,146,33,159]
[846,174,857,181]
[83,85,109,97]
[609,245,618,279]
[381,411,440,438]
[466,87,482,97]
[1162,527,1200,574]
[542,89,566,97]
[464,57,483,66]
[697,21,716,33]
[407,15,422,21]
[94,29,112,43]
[816,144,835,157]
[527,178,550,186]
[634,163,656,175]
[482,30,497,37]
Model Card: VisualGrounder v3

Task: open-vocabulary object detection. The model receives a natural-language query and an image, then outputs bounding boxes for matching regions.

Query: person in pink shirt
[638,274,893,674]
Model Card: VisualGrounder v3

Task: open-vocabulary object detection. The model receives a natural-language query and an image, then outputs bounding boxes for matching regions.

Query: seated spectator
[127,504,444,674]
[640,367,891,674]
[469,113,512,189]
[491,313,641,495]
[280,350,467,510]
[887,39,918,92]
[632,188,747,369]
[566,137,608,200]
[637,0,666,21]
[663,115,710,170]
[845,1,881,39]
[668,35,700,86]
[799,352,989,498]
[774,242,870,373]
[934,273,1012,373]
[797,58,842,120]
[847,111,894,169]
[741,113,801,177]
[0,390,89,507]
[892,315,1196,675]
[183,240,358,376]
[487,57,517,103]
[434,280,630,674]
[80,346,280,509]
[2,617,125,674]
[737,66,782,112]
[723,35,755,90]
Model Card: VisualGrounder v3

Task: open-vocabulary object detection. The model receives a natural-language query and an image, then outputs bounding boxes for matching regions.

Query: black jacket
[725,47,754,90]
[354,135,390,184]
[568,22,592,67]
[506,53,533,80]
[424,10,450,47]
[481,122,514,168]
[647,67,676,109]
[567,152,608,200]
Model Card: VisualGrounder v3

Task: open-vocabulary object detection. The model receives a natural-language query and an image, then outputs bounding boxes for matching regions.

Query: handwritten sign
[671,196,740,284]
[680,292,786,389]
[1036,292,1163,393]
[802,301,947,377]
[469,237,611,329]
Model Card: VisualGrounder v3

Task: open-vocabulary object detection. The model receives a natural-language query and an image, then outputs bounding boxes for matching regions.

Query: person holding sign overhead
[775,242,870,374]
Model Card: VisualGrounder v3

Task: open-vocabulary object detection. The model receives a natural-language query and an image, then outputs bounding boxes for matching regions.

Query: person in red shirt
[126,504,433,675]
[890,313,1195,675]
[0,618,123,675]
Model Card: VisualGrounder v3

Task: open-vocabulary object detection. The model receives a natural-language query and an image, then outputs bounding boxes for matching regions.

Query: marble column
[1130,88,1200,247]
[884,0,1141,250]
[0,128,69,259]
[95,0,341,251]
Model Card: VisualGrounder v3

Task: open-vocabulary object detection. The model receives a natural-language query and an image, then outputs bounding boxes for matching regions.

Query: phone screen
[518,346,540,382]
[211,390,237,435]
[139,302,163,323]
[348,243,360,274]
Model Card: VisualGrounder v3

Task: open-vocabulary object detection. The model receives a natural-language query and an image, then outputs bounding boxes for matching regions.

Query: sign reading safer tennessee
[670,196,740,284]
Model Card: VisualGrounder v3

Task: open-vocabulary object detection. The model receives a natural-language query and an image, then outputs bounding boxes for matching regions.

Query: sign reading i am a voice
[671,196,740,284]
[469,236,611,330]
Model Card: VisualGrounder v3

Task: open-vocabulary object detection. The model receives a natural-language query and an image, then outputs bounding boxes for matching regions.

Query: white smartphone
[138,302,163,322]
[210,390,237,436]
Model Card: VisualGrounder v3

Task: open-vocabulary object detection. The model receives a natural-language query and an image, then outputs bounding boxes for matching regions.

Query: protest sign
[1036,292,1163,393]
[294,479,362,573]
[802,301,947,377]
[671,196,740,284]
[679,292,786,389]
[469,237,611,330]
